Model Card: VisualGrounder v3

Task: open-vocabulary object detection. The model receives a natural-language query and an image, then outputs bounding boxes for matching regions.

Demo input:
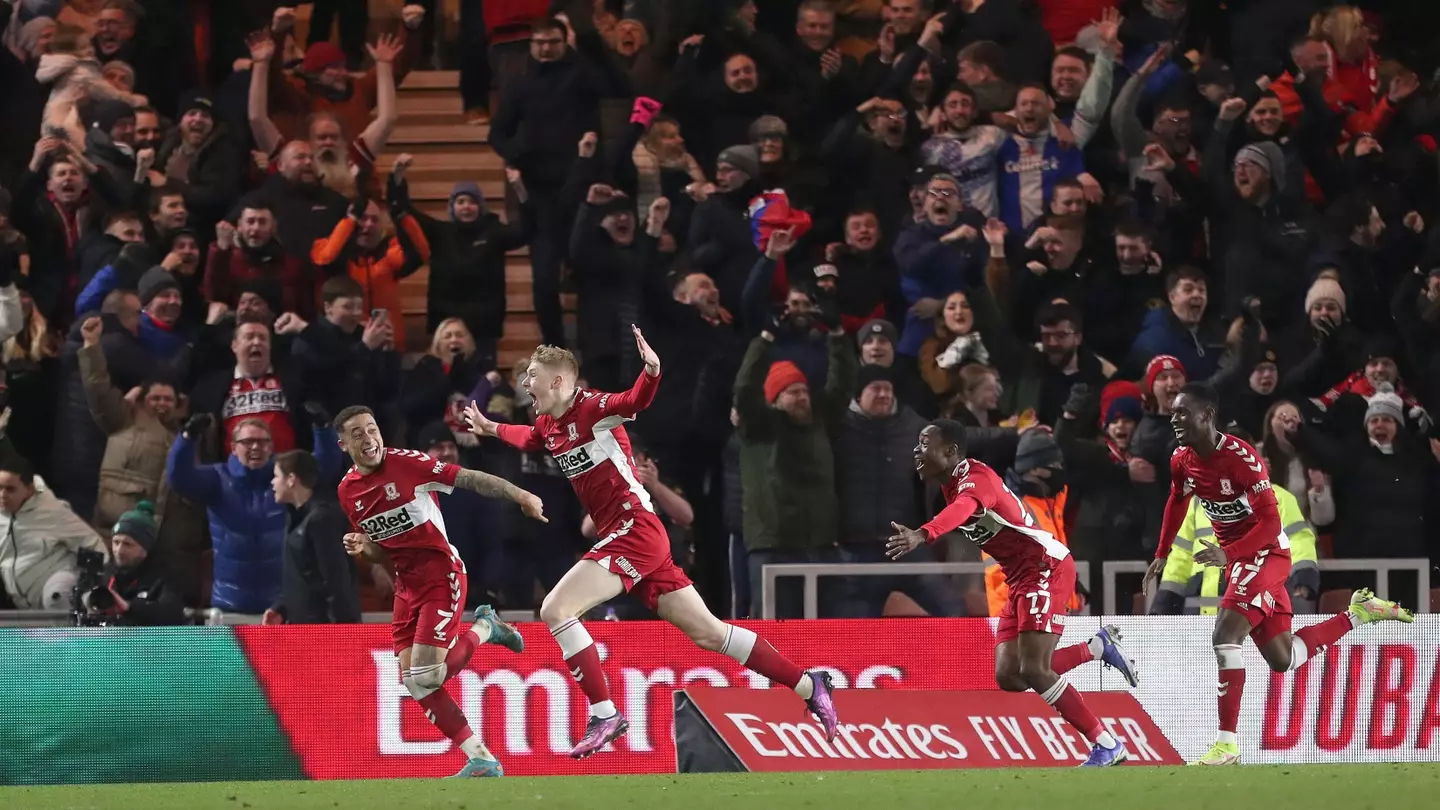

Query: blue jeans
[832,543,966,618]
[746,548,845,619]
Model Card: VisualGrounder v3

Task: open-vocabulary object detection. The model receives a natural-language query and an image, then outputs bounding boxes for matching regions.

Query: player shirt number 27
[338,449,465,576]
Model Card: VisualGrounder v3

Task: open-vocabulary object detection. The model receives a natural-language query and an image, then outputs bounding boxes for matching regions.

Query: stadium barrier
[1100,558,1433,616]
[759,561,1094,619]
[3,616,1436,785]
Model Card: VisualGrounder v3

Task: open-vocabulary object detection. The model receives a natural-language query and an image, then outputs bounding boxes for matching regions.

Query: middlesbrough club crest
[1220,479,1233,496]
[384,482,400,501]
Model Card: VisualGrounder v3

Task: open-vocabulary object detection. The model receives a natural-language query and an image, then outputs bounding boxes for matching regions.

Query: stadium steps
[374,69,573,364]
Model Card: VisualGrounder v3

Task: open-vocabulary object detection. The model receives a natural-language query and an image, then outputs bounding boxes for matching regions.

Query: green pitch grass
[6,765,1439,810]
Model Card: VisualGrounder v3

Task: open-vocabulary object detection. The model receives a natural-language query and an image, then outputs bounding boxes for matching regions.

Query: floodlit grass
[7,764,1439,810]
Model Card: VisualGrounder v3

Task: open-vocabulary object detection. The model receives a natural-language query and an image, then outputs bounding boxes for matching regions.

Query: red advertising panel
[683,688,1183,770]
[236,619,1000,778]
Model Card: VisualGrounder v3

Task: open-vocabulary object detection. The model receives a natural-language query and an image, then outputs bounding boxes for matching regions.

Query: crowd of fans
[0,0,1436,627]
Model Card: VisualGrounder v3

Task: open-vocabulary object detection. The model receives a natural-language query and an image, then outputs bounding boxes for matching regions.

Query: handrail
[0,608,539,627]
[760,561,1092,619]
[1102,558,1432,615]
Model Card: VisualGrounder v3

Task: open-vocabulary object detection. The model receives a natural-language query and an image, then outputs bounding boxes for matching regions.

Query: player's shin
[721,624,811,698]
[551,618,616,717]
[1038,677,1117,749]
[1214,643,1245,744]
[407,664,494,761]
[1291,613,1355,668]
[443,633,477,679]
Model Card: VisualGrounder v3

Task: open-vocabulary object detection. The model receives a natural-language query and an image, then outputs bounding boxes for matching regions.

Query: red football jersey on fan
[495,372,661,534]
[921,459,1070,579]
[222,371,296,453]
[338,448,464,580]
[1159,433,1288,560]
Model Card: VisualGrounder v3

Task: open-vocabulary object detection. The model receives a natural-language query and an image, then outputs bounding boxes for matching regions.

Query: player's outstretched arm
[463,400,544,450]
[455,468,549,522]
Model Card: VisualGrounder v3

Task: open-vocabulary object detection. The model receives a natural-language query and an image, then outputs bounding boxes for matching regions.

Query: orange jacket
[310,214,430,329]
[984,487,1083,617]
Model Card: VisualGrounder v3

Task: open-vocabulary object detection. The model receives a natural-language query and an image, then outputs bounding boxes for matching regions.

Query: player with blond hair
[465,327,839,759]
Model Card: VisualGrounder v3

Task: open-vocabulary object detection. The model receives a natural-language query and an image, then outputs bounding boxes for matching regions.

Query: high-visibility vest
[1158,484,1317,615]
[984,487,1084,616]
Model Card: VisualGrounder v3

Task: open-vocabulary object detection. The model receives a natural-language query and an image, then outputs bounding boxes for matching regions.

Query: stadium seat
[1318,589,1351,614]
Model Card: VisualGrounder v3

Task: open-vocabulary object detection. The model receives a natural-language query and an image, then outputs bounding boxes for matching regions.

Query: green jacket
[735,333,856,552]
[1159,484,1318,615]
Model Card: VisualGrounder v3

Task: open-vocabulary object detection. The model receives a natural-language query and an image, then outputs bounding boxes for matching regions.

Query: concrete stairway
[380,70,573,365]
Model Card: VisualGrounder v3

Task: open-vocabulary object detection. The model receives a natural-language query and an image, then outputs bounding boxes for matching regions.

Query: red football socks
[1295,613,1354,658]
[564,644,612,705]
[1051,643,1095,675]
[744,638,806,690]
[1043,680,1105,743]
[417,689,475,745]
[1217,667,1245,736]
[443,634,477,680]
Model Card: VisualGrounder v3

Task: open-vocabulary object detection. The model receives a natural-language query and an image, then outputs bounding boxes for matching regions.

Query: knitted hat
[176,89,214,118]
[1144,354,1186,396]
[763,360,807,402]
[855,364,895,397]
[1254,343,1278,370]
[238,278,283,316]
[1014,430,1064,474]
[1304,276,1347,315]
[86,98,135,133]
[113,501,158,553]
[857,318,898,348]
[1099,379,1145,427]
[1234,142,1287,192]
[1364,383,1404,425]
[749,115,788,142]
[716,145,759,179]
[449,181,485,218]
[301,41,346,74]
[417,420,455,452]
[138,266,179,306]
[1365,335,1398,362]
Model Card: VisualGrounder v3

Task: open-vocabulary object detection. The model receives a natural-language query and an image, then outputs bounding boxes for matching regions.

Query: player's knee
[688,622,728,653]
[538,592,576,627]
[995,673,1028,692]
[408,663,446,697]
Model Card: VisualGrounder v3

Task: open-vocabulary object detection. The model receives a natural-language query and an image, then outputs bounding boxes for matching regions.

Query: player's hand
[885,522,927,559]
[343,532,371,557]
[1194,537,1227,568]
[1142,557,1166,599]
[462,400,497,437]
[515,489,548,523]
[632,324,660,376]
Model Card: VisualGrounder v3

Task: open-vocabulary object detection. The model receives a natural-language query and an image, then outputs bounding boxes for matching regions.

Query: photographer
[85,502,185,626]
[0,457,108,610]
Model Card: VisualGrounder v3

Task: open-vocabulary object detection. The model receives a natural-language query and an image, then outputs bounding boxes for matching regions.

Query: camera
[71,548,112,627]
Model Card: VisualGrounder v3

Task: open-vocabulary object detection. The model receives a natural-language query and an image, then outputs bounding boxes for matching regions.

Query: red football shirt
[1155,433,1288,561]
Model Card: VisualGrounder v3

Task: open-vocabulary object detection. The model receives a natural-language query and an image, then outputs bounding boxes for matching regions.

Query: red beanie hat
[302,42,346,74]
[763,360,807,402]
[1098,379,1145,428]
[1144,354,1186,396]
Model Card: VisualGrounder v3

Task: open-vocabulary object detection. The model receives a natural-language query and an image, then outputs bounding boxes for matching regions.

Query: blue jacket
[893,219,987,356]
[1128,307,1225,381]
[166,427,342,613]
[76,266,189,361]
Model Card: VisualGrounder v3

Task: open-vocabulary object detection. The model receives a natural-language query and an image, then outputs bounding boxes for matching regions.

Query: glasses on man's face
[928,188,953,199]
[236,437,272,448]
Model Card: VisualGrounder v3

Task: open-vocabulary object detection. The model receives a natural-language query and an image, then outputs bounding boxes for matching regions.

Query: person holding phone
[279,276,402,428]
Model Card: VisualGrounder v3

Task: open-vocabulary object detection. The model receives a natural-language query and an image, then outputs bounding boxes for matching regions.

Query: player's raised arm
[594,325,663,418]
[454,468,549,522]
[463,400,544,451]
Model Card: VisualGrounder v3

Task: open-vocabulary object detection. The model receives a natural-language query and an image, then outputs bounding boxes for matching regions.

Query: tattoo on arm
[455,468,522,502]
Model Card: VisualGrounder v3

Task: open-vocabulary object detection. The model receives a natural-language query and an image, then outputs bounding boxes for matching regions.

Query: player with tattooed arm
[335,405,546,778]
